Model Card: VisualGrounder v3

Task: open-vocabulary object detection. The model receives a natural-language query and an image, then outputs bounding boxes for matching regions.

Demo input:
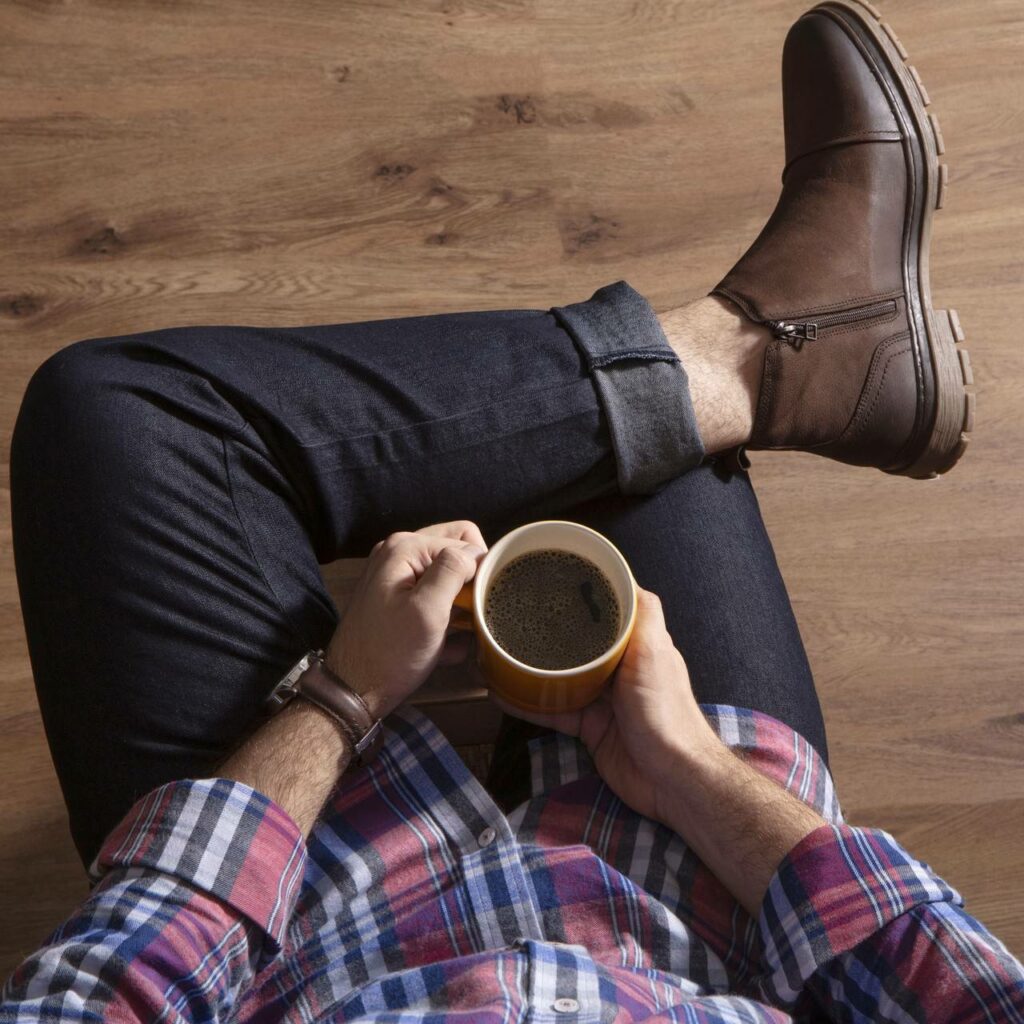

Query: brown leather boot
[713,0,973,478]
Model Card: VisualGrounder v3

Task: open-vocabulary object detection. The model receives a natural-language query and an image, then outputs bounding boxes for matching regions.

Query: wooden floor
[2,0,1021,979]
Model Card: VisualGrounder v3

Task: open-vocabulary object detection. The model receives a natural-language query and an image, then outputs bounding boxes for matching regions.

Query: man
[3,1,1021,1020]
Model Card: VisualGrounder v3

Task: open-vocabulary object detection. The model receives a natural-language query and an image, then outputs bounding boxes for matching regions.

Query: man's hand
[325,520,488,719]
[493,586,824,915]
[223,520,487,834]
[491,588,720,824]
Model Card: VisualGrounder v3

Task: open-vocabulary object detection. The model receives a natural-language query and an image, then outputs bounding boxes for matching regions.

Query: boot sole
[814,0,972,479]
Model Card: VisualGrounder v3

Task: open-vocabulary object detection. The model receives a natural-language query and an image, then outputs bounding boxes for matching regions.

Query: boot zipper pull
[767,320,818,344]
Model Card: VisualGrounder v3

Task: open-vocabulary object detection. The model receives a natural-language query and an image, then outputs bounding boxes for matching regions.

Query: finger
[375,532,483,584]
[368,531,414,564]
[633,587,672,647]
[413,519,488,551]
[412,542,485,609]
[623,589,692,687]
[489,693,584,738]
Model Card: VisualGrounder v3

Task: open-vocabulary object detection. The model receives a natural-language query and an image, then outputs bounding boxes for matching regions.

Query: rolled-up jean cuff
[552,280,706,495]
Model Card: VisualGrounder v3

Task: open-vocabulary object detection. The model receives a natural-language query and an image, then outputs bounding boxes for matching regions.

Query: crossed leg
[10,282,822,867]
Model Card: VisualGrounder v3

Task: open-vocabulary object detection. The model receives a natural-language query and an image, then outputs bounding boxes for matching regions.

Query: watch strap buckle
[355,718,384,757]
[265,650,323,712]
[266,649,384,765]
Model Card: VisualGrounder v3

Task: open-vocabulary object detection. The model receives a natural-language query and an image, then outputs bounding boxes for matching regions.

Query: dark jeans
[10,282,826,868]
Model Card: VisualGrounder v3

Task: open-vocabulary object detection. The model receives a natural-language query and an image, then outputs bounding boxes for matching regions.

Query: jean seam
[219,431,313,653]
[300,379,603,473]
[293,375,590,453]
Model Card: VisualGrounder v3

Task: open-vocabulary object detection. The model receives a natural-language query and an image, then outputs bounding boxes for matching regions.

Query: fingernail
[464,544,487,559]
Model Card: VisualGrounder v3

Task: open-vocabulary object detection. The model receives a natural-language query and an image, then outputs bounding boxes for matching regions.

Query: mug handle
[449,581,475,632]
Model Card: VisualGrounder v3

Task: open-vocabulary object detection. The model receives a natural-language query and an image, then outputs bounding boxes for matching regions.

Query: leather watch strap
[294,656,384,761]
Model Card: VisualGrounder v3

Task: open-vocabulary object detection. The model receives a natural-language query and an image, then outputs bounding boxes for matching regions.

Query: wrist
[220,699,352,837]
[290,695,354,749]
[653,728,732,830]
[293,650,386,761]
[656,736,826,915]
[324,638,389,720]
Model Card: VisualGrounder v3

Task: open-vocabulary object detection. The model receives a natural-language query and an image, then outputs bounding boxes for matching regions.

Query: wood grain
[2,0,1021,978]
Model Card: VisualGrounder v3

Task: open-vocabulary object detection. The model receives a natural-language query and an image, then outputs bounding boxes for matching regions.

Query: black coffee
[484,549,621,670]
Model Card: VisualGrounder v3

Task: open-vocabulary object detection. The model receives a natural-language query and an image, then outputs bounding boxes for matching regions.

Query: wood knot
[3,293,42,318]
[421,177,467,214]
[81,226,123,255]
[426,231,454,246]
[559,213,620,256]
[330,64,350,83]
[375,163,415,181]
[497,95,537,125]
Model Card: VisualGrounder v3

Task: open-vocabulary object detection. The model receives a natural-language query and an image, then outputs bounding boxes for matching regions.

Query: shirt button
[477,826,497,848]
[553,998,579,1013]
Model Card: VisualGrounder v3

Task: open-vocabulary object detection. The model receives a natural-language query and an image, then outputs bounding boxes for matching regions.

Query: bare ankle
[658,296,767,454]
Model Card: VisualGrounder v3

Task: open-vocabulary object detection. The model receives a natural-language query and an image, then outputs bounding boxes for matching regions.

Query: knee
[12,336,134,474]
[18,336,117,418]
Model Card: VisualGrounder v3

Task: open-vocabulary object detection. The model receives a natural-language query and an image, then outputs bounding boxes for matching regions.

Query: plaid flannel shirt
[2,704,1022,1022]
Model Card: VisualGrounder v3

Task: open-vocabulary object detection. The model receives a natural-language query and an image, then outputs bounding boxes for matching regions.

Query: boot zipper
[766,299,898,346]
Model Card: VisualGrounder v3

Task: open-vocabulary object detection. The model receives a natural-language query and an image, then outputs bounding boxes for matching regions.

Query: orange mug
[451,520,638,714]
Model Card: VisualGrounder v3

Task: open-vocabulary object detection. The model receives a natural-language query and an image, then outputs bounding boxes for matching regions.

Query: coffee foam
[484,549,620,670]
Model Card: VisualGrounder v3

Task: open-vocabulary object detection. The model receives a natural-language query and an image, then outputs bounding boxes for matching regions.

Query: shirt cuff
[758,823,963,1004]
[89,778,307,951]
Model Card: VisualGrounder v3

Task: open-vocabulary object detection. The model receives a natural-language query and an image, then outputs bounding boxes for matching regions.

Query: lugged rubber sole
[818,0,973,478]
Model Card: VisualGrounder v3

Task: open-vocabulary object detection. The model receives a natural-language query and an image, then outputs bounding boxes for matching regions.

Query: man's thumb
[634,587,669,639]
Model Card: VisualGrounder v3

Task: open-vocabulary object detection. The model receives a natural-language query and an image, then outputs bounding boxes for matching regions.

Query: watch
[266,649,384,762]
